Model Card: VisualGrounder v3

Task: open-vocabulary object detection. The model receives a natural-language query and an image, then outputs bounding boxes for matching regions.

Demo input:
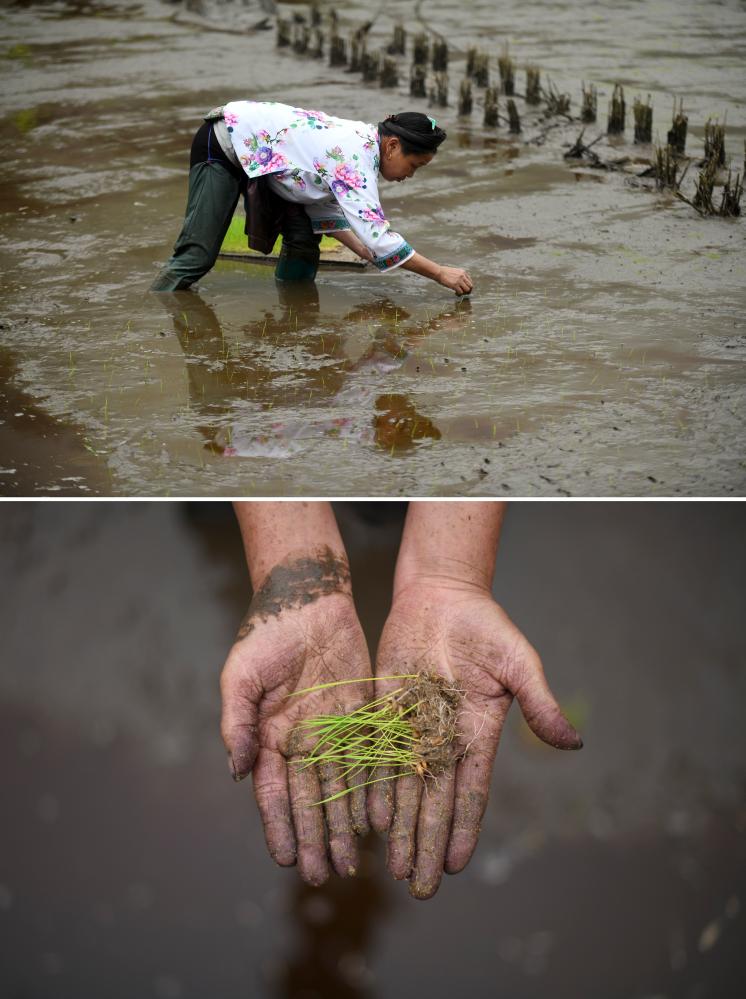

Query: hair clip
[428,116,438,130]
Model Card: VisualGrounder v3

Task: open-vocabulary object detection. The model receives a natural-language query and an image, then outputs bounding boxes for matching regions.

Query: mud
[1,0,745,496]
[236,544,351,639]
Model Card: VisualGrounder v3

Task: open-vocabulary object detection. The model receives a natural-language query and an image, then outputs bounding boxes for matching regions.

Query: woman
[150,101,473,295]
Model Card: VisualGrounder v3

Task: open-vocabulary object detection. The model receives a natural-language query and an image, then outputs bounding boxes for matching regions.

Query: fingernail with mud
[229,755,246,782]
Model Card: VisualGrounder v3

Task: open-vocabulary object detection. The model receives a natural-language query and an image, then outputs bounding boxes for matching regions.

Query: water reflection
[274,845,390,999]
[156,288,471,457]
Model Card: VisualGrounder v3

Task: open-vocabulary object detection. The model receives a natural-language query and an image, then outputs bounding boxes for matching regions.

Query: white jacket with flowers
[221,100,414,273]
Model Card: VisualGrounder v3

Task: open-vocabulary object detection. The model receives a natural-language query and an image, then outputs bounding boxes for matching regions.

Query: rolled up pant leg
[274,202,322,283]
[150,161,242,292]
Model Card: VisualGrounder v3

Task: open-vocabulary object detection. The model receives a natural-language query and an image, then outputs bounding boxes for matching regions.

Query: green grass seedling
[288,673,464,805]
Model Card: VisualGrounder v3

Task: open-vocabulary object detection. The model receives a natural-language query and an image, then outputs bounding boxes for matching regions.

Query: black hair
[377,112,447,155]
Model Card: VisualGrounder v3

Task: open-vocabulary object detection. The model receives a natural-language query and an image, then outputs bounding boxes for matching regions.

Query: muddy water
[1,502,745,997]
[0,0,744,496]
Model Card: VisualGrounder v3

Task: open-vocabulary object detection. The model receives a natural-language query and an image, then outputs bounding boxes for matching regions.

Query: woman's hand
[437,265,473,295]
[368,581,582,900]
[220,555,373,886]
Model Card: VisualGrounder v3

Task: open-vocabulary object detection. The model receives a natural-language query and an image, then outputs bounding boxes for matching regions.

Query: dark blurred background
[0,501,744,999]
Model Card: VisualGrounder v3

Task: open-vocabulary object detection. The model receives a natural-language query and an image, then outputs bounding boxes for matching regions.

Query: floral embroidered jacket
[221,100,415,273]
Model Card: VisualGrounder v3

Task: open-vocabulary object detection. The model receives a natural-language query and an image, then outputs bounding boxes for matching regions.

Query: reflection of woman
[150,102,473,295]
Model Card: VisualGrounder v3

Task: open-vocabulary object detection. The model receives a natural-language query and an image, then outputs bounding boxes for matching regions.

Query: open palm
[220,592,373,885]
[368,584,582,899]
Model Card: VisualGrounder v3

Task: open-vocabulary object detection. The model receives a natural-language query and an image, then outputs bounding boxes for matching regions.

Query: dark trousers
[150,122,321,292]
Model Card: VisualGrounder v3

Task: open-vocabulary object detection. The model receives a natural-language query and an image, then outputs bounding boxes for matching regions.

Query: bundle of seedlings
[484,86,499,127]
[498,47,515,95]
[413,32,430,67]
[387,23,406,55]
[652,143,689,190]
[292,22,310,54]
[410,65,427,98]
[458,78,473,116]
[276,17,291,48]
[525,65,541,106]
[581,82,597,122]
[542,78,571,118]
[633,95,653,143]
[507,98,521,134]
[430,72,449,107]
[703,117,726,168]
[361,49,381,83]
[432,40,449,72]
[472,51,490,88]
[310,0,322,27]
[329,33,347,66]
[667,98,688,155]
[718,167,742,217]
[288,673,465,804]
[380,56,399,89]
[607,83,626,135]
[310,28,324,60]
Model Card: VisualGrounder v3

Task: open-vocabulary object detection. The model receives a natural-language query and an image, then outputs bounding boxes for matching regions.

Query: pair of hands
[220,572,581,900]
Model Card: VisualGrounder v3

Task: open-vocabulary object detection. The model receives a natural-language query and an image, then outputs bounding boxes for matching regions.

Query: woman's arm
[329,229,374,262]
[401,251,473,295]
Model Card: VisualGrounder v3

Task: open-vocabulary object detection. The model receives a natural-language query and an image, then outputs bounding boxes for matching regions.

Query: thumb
[220,668,262,781]
[509,647,583,751]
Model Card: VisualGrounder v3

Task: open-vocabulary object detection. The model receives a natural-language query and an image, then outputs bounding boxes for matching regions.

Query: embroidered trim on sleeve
[373,242,415,272]
[311,217,352,233]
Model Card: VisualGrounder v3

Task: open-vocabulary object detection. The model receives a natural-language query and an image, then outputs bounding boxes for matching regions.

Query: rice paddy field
[0,0,744,496]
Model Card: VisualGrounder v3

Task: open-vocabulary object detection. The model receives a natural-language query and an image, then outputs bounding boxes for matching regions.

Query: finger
[287,757,329,886]
[409,766,457,900]
[446,700,511,875]
[318,761,359,878]
[445,745,495,874]
[511,649,583,750]
[345,765,371,836]
[252,748,296,867]
[220,666,261,781]
[386,773,423,880]
[368,671,406,835]
[367,765,395,834]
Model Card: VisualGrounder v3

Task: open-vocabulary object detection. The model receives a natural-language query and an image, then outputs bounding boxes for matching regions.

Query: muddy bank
[0,0,744,495]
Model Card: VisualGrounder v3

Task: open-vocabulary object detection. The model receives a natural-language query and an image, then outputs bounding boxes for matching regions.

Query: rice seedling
[288,673,464,804]
[276,18,291,48]
[607,83,625,135]
[292,23,310,54]
[387,23,406,56]
[654,143,688,191]
[310,28,324,59]
[471,52,490,87]
[483,86,499,127]
[361,49,381,83]
[718,167,742,216]
[432,39,448,72]
[667,98,688,154]
[348,33,363,72]
[458,78,473,116]
[525,65,541,105]
[329,33,346,67]
[507,98,521,133]
[310,0,322,28]
[542,78,571,117]
[380,56,399,88]
[703,117,726,167]
[430,72,449,107]
[633,94,653,143]
[410,64,427,98]
[498,46,515,95]
[413,32,429,67]
[581,82,597,122]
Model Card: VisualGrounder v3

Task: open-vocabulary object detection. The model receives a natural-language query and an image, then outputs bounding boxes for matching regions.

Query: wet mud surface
[1,502,745,997]
[0,0,744,495]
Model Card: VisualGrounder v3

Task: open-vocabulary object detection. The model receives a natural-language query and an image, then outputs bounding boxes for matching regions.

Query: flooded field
[1,502,745,997]
[0,0,744,496]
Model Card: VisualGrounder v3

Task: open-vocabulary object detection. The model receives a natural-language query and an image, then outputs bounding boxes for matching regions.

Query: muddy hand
[438,265,473,296]
[220,548,372,886]
[369,584,582,900]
